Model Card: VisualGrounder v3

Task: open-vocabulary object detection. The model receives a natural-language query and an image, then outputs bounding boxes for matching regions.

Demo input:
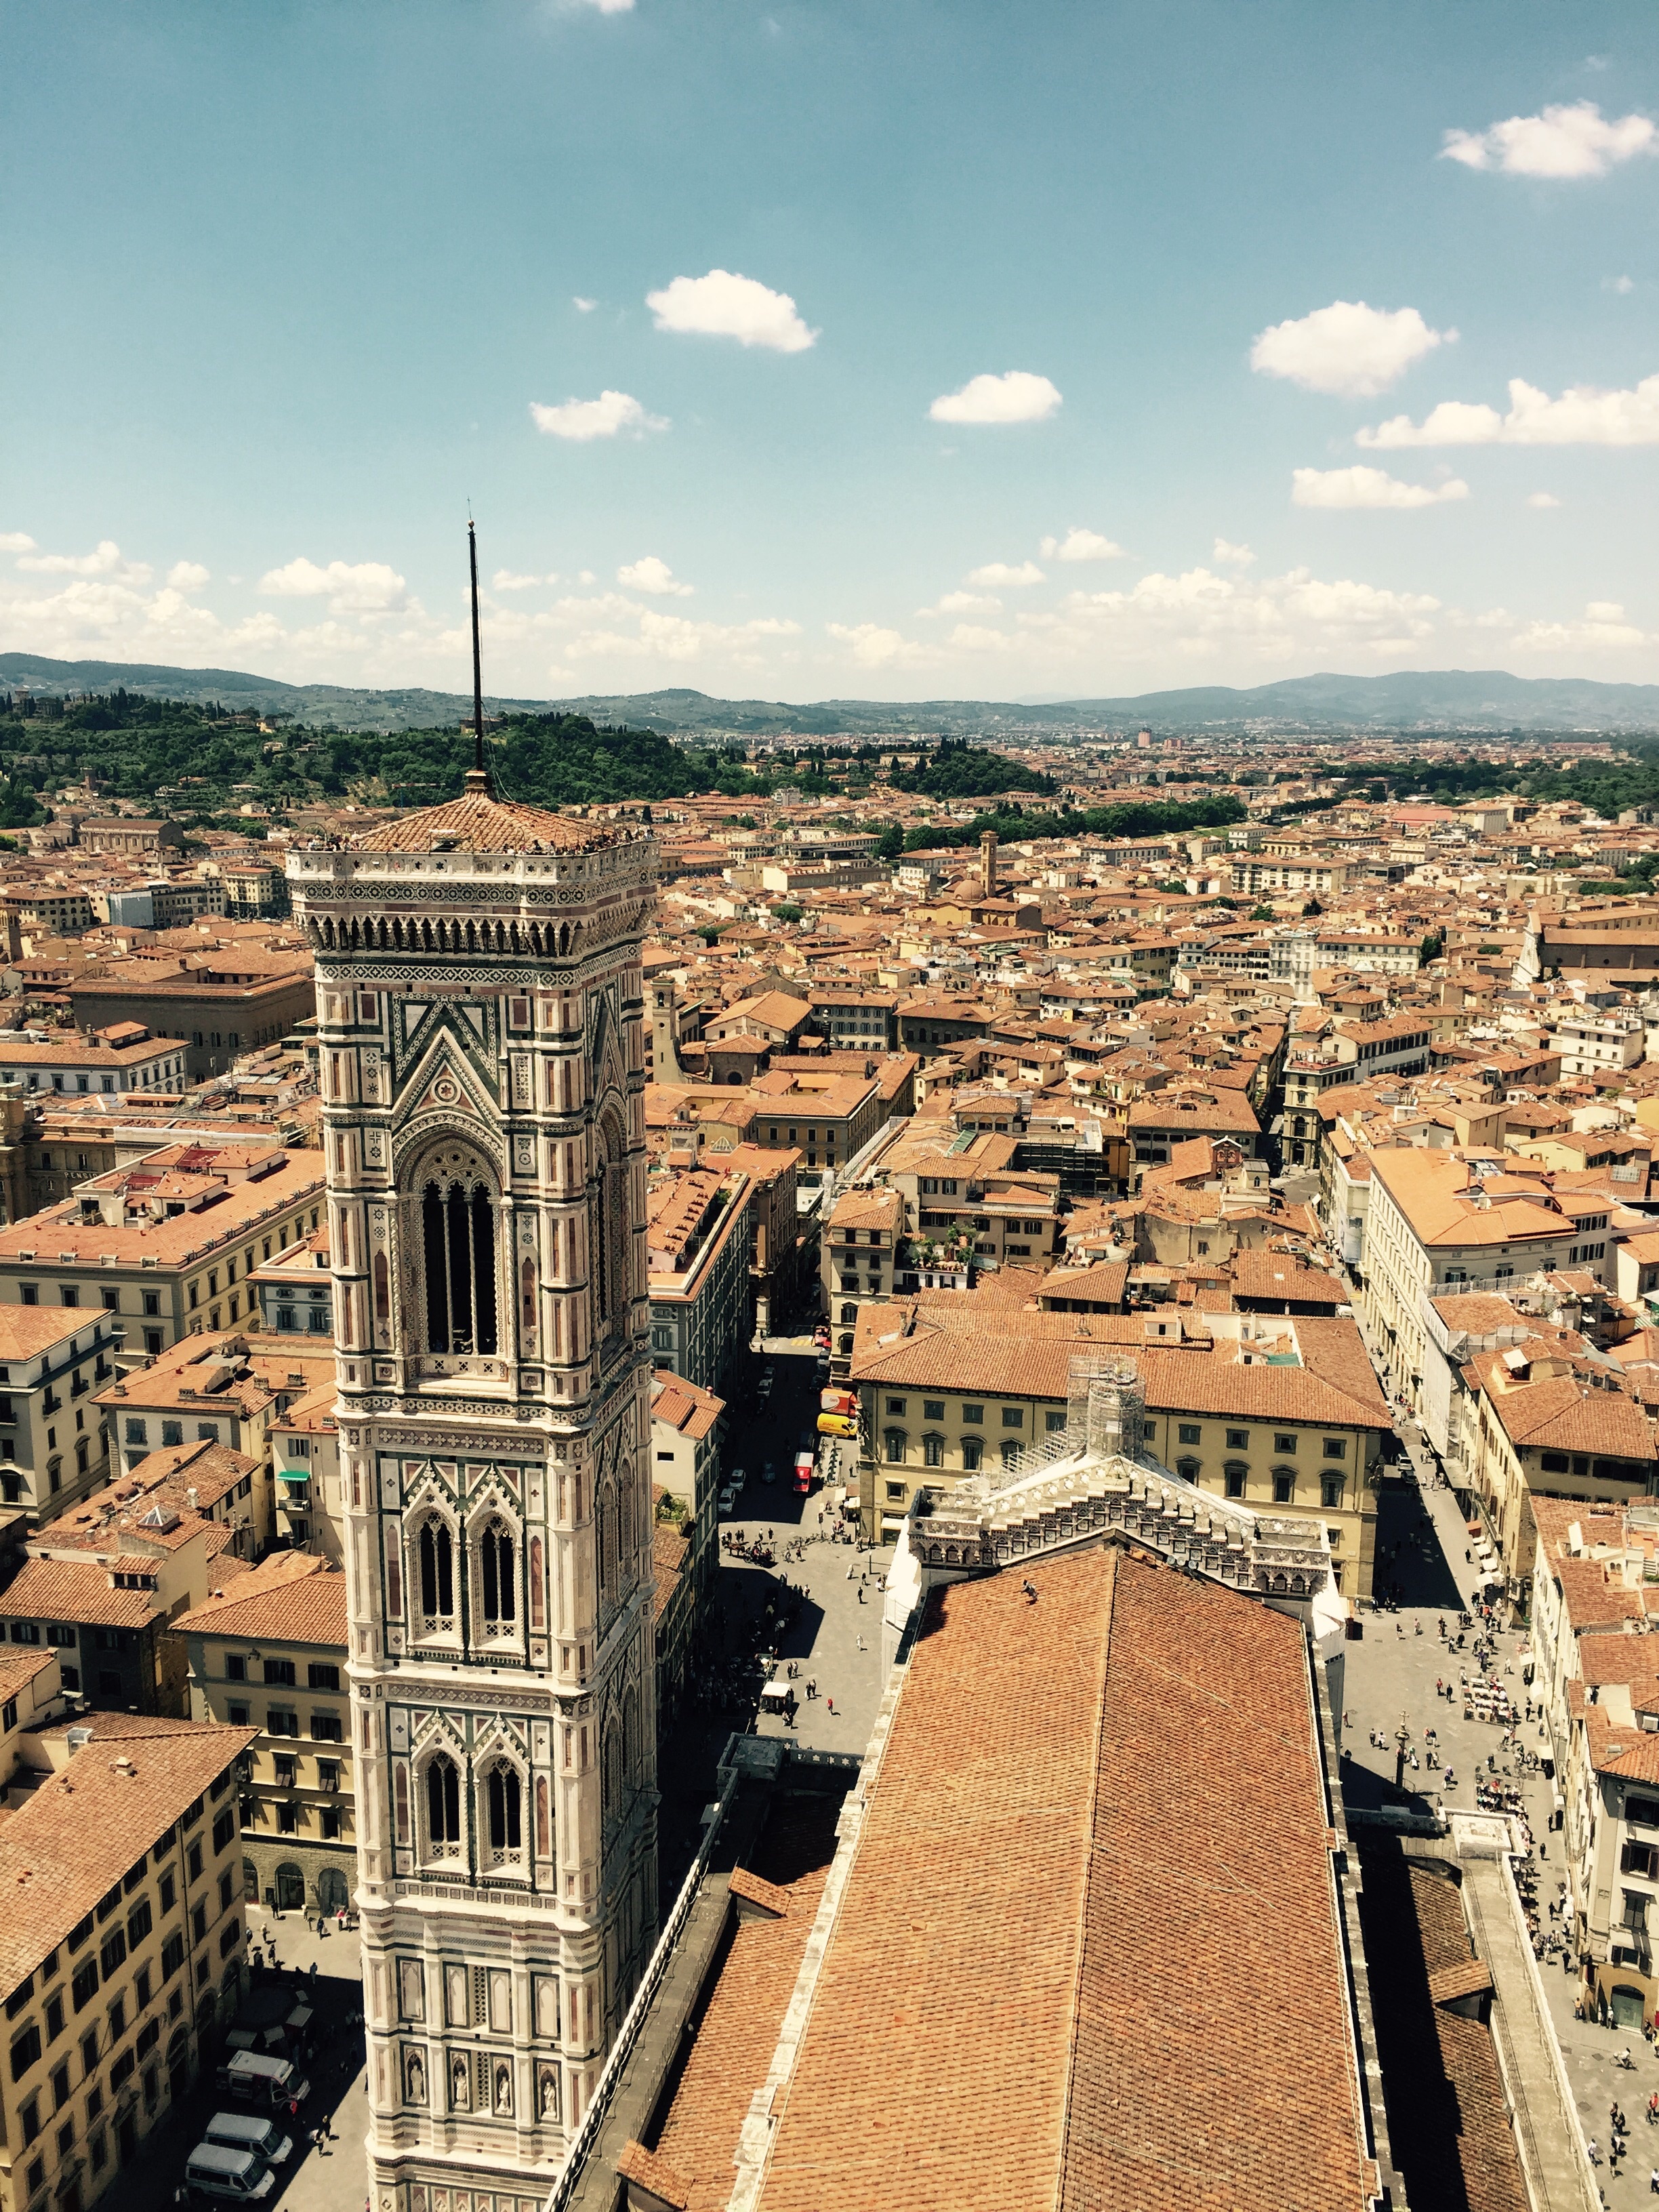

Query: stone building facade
[287,775,659,2212]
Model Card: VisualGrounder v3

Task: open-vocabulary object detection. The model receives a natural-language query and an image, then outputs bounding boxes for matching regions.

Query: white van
[216,2049,310,2108]
[203,2113,294,2165]
[184,2144,275,2200]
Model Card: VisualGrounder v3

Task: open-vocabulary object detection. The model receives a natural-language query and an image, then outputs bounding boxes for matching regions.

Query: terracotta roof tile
[649,1793,842,2212]
[1357,1843,1529,2212]
[752,1551,1370,2212]
[0,1721,255,1991]
[0,1557,159,1629]
[174,1551,346,1643]
[354,781,639,855]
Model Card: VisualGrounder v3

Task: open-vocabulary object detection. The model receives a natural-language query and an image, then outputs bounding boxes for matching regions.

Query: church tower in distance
[287,770,659,2212]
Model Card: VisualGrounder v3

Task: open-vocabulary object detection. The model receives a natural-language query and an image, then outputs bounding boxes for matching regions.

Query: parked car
[216,2051,310,2109]
[184,2146,275,2201]
[203,2115,294,2167]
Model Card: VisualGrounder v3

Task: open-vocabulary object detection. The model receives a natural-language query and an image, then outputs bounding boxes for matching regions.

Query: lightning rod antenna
[468,517,487,787]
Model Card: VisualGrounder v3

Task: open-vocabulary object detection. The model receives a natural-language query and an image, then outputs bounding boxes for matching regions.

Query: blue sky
[4,0,1658,702]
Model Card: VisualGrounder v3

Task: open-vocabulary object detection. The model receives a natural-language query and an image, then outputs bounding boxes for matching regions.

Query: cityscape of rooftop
[8,6,1659,2212]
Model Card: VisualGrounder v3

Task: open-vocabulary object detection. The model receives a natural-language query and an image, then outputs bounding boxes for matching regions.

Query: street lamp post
[1394,1717,1411,1793]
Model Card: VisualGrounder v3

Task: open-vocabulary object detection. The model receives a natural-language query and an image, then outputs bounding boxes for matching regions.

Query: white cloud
[0,532,35,554]
[1608,275,1635,295]
[529,390,668,441]
[492,569,549,591]
[645,268,816,352]
[1440,100,1656,178]
[916,590,1001,617]
[1359,373,1659,447]
[1031,564,1445,669]
[1292,465,1470,509]
[1212,537,1255,568]
[966,560,1044,588]
[569,0,634,13]
[17,539,126,577]
[928,371,1062,424]
[946,623,1017,653]
[825,621,924,667]
[1511,601,1646,652]
[259,556,408,611]
[557,604,800,666]
[572,295,597,312]
[166,560,210,592]
[1040,527,1124,562]
[616,555,692,596]
[1526,492,1561,509]
[1250,301,1450,397]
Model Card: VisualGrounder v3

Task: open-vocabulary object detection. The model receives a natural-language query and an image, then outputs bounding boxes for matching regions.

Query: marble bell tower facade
[287,775,659,2212]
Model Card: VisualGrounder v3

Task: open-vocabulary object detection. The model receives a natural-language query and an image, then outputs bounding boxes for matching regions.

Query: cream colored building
[0,1700,254,2212]
[0,1143,324,1357]
[849,1295,1389,1592]
[1362,1148,1597,1417]
[0,1305,121,1524]
[177,1553,352,1917]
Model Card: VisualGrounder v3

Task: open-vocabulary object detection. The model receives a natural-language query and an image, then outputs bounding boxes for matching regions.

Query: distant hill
[4,653,1659,735]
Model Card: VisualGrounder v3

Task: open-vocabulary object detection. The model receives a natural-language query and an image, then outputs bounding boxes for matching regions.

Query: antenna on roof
[467,515,488,794]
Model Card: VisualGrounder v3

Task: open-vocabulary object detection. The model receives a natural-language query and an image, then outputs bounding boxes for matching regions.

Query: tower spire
[468,516,488,792]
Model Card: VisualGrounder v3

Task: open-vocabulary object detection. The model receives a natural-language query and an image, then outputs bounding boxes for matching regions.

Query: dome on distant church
[355,770,647,856]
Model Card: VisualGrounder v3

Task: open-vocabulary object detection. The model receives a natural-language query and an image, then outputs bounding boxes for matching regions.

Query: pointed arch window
[419,1519,454,1624]
[426,1754,460,1853]
[420,1172,498,1355]
[480,1518,515,1629]
[486,1763,522,1858]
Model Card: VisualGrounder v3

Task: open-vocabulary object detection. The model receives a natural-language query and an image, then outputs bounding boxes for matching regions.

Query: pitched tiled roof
[1356,1842,1530,2212]
[0,1721,255,1992]
[0,1557,159,1629]
[354,779,636,855]
[0,1647,58,1708]
[749,1550,1370,2212]
[852,1301,1391,1431]
[173,1551,347,1645]
[648,1793,842,2211]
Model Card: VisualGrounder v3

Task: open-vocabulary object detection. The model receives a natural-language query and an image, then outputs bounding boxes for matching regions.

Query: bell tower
[287,762,658,2212]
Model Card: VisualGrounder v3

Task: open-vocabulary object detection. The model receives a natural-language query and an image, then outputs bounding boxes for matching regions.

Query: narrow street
[1346,1435,1658,2204]
[654,1335,893,1893]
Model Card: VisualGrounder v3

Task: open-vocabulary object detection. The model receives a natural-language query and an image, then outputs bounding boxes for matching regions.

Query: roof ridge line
[1054,1546,1119,2212]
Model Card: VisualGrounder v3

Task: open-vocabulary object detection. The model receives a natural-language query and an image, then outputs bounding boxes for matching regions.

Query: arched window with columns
[484,1761,522,1861]
[409,1145,499,1356]
[590,1113,629,1347]
[417,1517,454,1622]
[478,1516,516,1631]
[425,1753,461,1857]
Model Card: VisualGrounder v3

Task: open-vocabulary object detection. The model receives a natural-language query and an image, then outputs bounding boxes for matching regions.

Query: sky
[4,0,1659,705]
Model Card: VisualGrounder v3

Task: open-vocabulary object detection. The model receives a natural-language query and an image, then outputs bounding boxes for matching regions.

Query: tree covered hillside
[0,691,787,818]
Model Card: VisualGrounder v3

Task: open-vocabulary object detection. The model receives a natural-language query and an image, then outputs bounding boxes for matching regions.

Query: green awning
[276,1469,311,1483]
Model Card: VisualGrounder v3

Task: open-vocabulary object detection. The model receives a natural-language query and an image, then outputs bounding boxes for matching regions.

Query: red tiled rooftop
[750,1549,1371,2212]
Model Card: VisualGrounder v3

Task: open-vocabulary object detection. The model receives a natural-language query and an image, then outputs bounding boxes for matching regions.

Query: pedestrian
[857,1585,865,1603]
[1649,2169,1658,2195]
[826,1694,834,1715]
